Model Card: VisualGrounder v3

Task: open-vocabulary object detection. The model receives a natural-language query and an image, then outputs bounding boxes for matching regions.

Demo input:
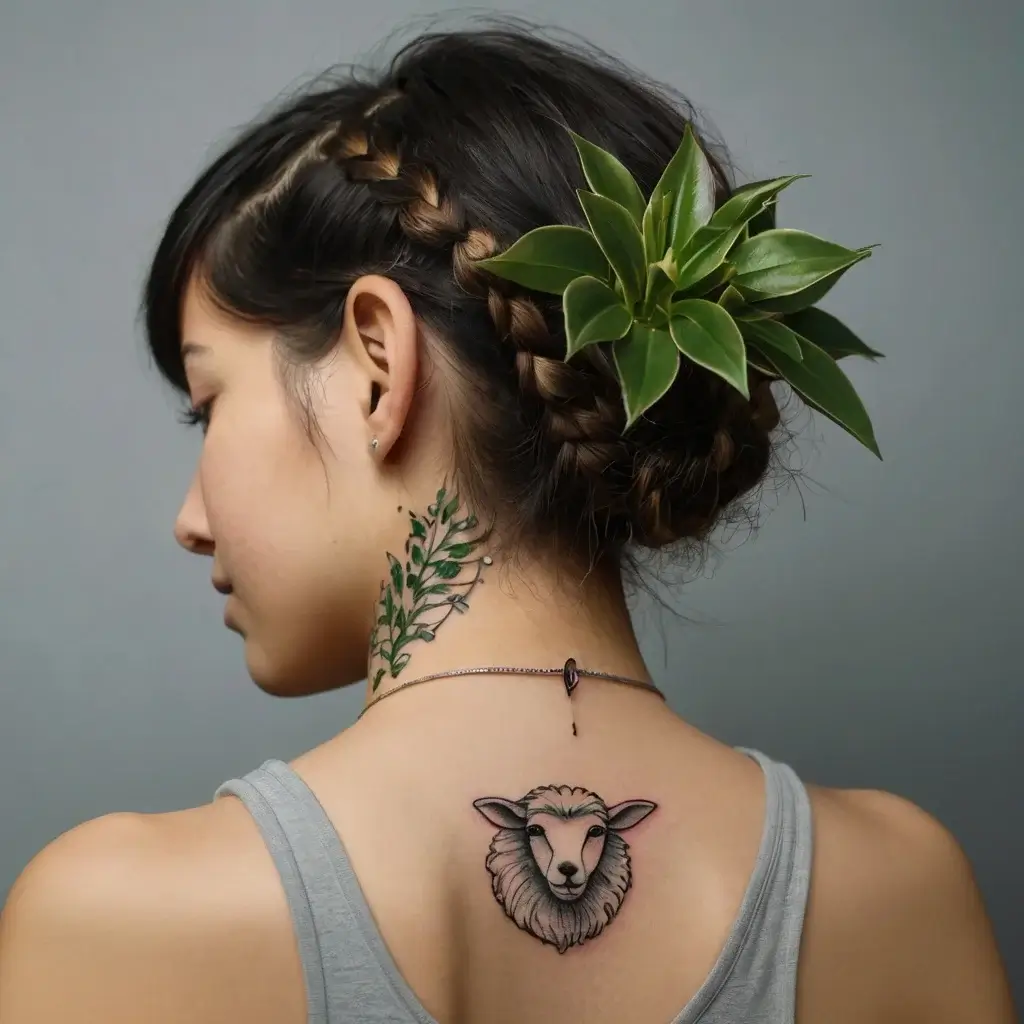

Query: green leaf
[394,607,407,632]
[750,334,881,457]
[475,225,610,294]
[444,542,475,559]
[718,284,773,320]
[434,561,462,580]
[747,200,777,237]
[422,584,451,596]
[640,258,678,320]
[410,545,425,566]
[785,307,884,361]
[372,667,386,690]
[568,130,645,225]
[710,175,806,232]
[748,262,866,314]
[577,190,647,311]
[388,554,403,596]
[407,574,419,589]
[416,629,436,642]
[674,222,746,293]
[393,653,411,674]
[739,318,804,362]
[410,518,427,540]
[384,586,395,619]
[669,299,749,398]
[642,190,672,266]
[681,260,736,298]
[441,496,459,523]
[731,229,871,300]
[563,275,633,357]
[452,598,470,613]
[648,124,716,259]
[673,181,805,292]
[612,323,681,429]
[746,352,780,378]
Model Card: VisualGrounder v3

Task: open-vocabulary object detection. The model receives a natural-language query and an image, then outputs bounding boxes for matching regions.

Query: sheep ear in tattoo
[473,784,657,953]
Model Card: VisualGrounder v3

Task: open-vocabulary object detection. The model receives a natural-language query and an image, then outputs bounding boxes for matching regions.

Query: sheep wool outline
[474,784,657,953]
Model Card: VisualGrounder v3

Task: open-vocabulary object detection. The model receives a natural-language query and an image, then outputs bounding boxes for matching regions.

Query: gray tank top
[213,746,813,1023]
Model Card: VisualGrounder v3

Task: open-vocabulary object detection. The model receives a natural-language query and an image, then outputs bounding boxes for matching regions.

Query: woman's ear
[340,274,419,457]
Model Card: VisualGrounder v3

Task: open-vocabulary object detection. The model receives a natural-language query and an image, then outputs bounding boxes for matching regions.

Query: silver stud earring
[370,437,379,452]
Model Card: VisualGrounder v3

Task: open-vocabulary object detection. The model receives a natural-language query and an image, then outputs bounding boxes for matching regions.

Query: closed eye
[178,399,212,434]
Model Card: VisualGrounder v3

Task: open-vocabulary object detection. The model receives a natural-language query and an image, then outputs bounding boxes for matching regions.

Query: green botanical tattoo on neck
[369,484,491,690]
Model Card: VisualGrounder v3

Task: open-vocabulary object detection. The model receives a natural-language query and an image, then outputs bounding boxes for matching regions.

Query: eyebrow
[181,342,211,361]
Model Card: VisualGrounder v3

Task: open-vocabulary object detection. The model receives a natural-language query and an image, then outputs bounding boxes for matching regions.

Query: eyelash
[178,400,212,433]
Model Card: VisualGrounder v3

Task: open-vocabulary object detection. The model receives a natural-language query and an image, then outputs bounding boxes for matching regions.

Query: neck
[361,487,652,719]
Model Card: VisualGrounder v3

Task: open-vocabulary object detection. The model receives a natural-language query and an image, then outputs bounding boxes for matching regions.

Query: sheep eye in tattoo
[473,783,657,953]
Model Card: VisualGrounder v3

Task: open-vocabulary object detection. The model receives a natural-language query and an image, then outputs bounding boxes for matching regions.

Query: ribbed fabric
[214,746,812,1023]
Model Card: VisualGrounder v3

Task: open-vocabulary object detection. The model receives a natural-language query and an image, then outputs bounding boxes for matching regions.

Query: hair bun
[621,367,782,551]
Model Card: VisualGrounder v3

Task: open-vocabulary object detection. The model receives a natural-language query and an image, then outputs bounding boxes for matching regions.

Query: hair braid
[148,26,794,562]
[247,85,782,549]
[329,88,632,473]
[324,86,786,545]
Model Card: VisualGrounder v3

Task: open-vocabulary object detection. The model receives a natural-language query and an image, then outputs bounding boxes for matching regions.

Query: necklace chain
[358,659,665,722]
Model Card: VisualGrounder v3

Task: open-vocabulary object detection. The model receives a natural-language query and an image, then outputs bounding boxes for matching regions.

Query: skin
[0,273,1016,1023]
[169,273,648,702]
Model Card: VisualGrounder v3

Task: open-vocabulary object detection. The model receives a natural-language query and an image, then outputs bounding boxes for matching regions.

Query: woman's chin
[240,638,358,698]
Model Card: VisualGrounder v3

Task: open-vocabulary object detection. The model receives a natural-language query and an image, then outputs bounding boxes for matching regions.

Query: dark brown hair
[142,18,789,580]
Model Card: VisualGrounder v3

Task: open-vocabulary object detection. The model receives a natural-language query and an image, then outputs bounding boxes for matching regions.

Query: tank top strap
[672,746,812,1023]
[214,760,435,1024]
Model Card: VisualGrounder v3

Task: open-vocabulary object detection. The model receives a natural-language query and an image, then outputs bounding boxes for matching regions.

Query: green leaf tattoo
[368,484,491,690]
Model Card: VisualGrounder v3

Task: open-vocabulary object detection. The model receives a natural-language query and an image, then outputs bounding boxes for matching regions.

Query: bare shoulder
[0,801,306,1024]
[796,783,1017,1024]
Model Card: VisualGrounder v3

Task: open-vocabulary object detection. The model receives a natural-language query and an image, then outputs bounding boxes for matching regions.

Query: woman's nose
[173,475,213,554]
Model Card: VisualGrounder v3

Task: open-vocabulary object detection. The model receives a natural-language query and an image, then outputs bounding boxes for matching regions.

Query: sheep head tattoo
[473,784,657,953]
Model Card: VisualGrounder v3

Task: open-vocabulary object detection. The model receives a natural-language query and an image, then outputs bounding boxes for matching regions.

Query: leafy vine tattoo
[474,785,657,953]
[369,484,491,690]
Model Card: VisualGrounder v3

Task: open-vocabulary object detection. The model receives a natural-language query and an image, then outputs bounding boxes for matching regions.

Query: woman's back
[4,21,1012,1024]
[210,679,829,1024]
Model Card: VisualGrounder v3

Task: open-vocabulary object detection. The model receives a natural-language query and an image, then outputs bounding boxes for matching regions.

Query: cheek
[200,410,316,574]
[201,404,372,690]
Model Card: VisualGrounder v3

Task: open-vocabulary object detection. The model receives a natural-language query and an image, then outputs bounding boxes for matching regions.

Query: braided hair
[144,23,787,576]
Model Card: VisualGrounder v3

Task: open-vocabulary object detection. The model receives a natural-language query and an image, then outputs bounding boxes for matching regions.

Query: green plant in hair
[474,125,883,457]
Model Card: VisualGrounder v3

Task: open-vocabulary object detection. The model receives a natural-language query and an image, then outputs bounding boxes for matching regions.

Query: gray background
[2,0,1021,1006]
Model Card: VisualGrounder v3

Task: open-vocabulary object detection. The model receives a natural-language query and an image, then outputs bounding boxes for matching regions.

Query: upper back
[208,723,816,1024]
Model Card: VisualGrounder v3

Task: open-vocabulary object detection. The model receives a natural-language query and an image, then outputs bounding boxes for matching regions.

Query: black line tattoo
[369,483,490,690]
[473,785,657,953]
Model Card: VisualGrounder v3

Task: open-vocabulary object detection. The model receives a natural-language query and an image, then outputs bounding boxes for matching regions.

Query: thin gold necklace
[357,657,665,736]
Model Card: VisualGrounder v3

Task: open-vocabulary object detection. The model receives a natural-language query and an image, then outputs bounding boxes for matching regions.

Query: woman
[0,22,1014,1024]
